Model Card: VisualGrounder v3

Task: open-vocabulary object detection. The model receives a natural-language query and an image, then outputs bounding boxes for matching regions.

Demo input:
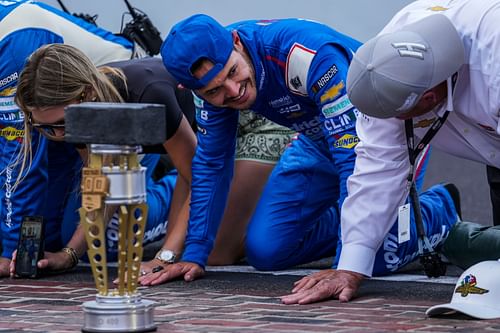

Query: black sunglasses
[26,112,65,140]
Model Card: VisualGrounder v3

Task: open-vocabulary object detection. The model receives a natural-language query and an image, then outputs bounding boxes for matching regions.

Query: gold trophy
[65,103,166,333]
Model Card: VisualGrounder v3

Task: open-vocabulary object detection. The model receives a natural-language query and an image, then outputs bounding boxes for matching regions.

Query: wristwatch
[155,249,177,264]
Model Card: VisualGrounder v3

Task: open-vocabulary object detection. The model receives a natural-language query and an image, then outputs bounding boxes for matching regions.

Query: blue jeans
[245,135,458,275]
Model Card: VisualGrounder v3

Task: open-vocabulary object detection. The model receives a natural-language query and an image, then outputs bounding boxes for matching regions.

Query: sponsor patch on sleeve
[0,86,16,97]
[321,95,354,118]
[0,95,16,111]
[323,110,357,135]
[286,43,316,96]
[319,81,344,103]
[312,64,339,94]
[0,72,18,89]
[333,133,359,149]
[0,126,24,141]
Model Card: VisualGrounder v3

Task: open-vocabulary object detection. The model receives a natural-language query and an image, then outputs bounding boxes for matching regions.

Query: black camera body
[56,0,163,56]
[121,14,163,56]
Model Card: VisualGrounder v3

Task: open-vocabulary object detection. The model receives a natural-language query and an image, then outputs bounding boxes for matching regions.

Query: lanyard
[402,75,456,277]
[405,73,457,180]
[404,112,449,241]
[404,111,450,181]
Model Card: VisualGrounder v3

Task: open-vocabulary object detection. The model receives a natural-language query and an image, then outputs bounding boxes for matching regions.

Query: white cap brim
[426,302,500,320]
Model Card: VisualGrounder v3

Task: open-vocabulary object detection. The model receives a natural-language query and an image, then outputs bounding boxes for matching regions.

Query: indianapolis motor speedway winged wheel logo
[454,274,489,297]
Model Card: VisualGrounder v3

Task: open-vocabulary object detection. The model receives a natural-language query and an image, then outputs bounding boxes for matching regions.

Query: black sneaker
[443,183,462,220]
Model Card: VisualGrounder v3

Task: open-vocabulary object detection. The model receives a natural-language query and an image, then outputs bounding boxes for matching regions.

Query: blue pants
[61,154,176,261]
[246,134,458,276]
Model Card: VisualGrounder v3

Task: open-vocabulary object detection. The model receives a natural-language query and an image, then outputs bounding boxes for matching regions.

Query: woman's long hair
[13,43,127,189]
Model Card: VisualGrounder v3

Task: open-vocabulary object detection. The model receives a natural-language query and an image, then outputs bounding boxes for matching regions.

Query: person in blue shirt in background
[0,0,144,276]
[140,14,459,302]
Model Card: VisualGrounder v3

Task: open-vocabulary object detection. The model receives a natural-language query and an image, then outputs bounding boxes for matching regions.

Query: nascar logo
[0,72,18,89]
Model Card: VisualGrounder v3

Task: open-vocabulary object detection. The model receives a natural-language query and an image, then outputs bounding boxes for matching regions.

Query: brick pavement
[1,267,500,333]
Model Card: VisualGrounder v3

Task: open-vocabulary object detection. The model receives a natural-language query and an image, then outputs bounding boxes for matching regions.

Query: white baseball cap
[426,260,500,319]
[346,14,465,119]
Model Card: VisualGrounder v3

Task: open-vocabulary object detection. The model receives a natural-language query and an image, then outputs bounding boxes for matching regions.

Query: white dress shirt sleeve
[337,114,411,276]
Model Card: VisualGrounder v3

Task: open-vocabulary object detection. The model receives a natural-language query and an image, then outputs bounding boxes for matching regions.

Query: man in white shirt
[282,0,499,304]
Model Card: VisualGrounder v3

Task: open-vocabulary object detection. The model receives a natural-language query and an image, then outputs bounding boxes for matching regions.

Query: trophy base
[82,294,157,333]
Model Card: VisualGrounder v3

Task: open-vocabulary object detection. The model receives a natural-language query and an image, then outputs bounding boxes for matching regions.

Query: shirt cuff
[181,239,211,269]
[336,243,376,277]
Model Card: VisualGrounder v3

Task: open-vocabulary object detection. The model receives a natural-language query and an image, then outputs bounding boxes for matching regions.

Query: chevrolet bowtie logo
[320,81,344,103]
[0,87,16,96]
[414,118,435,128]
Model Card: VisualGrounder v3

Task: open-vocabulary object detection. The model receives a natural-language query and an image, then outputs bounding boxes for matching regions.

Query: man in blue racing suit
[0,0,148,276]
[139,14,460,294]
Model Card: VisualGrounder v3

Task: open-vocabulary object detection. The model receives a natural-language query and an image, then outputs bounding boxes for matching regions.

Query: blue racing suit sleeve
[307,44,358,210]
[307,44,359,268]
[0,29,63,258]
[181,96,238,268]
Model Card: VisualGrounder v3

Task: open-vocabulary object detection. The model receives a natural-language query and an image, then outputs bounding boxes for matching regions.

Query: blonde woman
[0,0,144,277]
[11,44,195,275]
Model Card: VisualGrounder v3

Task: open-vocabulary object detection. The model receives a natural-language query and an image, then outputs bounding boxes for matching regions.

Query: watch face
[159,250,175,262]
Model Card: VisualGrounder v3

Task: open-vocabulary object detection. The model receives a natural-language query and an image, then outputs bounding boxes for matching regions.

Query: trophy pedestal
[82,294,156,333]
[65,103,167,333]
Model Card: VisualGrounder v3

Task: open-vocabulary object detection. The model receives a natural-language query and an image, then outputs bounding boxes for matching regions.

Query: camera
[120,0,163,56]
[56,0,163,56]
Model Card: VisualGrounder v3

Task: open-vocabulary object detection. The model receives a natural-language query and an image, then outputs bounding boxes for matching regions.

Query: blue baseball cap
[161,14,233,90]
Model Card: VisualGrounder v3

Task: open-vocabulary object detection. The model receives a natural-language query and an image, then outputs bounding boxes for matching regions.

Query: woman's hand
[113,258,170,285]
[0,257,11,277]
[36,250,76,272]
[139,261,204,286]
[10,249,76,277]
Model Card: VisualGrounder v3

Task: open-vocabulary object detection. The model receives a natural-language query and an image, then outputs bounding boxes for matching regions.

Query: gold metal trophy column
[65,103,167,333]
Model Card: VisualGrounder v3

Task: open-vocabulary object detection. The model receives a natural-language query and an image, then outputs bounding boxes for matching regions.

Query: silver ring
[140,270,147,276]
